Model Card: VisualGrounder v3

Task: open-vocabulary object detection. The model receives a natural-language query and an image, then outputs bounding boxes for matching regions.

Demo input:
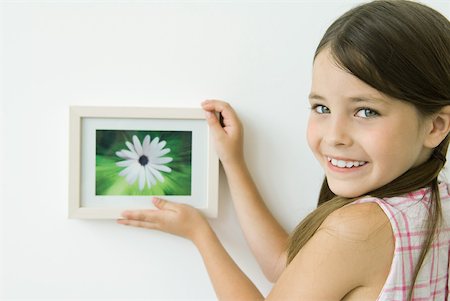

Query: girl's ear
[424,105,450,148]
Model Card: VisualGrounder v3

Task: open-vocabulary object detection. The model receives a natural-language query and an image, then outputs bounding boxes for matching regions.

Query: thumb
[152,197,177,211]
[204,111,225,135]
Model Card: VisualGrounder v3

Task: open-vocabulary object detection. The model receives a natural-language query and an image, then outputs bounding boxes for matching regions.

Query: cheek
[363,127,417,167]
[360,129,393,158]
[306,118,319,151]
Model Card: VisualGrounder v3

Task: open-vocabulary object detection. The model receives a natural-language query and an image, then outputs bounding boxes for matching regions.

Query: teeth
[328,157,366,168]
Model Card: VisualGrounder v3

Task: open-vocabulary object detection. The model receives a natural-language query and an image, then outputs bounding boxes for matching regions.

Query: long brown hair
[287,1,450,300]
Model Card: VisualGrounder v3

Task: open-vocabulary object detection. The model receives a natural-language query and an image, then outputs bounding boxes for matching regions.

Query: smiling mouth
[327,157,368,168]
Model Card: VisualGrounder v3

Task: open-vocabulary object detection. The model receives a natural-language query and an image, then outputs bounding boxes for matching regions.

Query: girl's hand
[117,198,210,243]
[201,99,244,166]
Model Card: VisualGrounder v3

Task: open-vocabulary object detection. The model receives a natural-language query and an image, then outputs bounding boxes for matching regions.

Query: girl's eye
[355,108,379,118]
[312,105,330,114]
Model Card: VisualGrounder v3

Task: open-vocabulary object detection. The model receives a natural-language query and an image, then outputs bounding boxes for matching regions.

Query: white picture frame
[69,106,219,219]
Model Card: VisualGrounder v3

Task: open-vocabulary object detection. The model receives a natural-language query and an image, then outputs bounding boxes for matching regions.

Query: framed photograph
[69,106,219,219]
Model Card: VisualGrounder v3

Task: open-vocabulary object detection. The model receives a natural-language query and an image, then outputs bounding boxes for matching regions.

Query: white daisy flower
[115,135,173,191]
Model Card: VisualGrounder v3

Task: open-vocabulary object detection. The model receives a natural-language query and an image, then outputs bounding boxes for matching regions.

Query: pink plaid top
[351,182,450,301]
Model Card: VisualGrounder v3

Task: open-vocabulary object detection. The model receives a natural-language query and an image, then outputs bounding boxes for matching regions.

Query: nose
[323,115,353,147]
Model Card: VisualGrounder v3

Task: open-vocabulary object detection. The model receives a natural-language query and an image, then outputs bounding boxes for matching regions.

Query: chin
[328,183,368,198]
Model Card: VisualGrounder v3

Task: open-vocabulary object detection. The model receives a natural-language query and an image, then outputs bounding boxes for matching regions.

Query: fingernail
[205,111,212,119]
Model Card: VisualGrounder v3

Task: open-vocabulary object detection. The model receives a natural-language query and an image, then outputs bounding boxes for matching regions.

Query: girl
[118,1,450,300]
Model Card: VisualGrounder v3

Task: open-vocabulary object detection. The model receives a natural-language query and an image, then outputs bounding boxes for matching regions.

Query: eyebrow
[308,93,326,101]
[308,93,389,104]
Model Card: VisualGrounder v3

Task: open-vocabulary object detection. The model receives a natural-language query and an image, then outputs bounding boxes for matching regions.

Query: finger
[201,99,227,110]
[201,100,236,119]
[204,110,226,134]
[117,218,160,230]
[121,209,163,223]
[202,100,240,126]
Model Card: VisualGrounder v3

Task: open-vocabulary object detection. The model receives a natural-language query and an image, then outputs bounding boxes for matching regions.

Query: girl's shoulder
[319,200,392,243]
[269,201,394,300]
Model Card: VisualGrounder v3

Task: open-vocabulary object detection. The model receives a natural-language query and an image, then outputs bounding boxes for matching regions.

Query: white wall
[1,1,448,300]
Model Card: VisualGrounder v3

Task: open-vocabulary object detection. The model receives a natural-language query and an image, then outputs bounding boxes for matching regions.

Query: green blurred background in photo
[95,130,192,196]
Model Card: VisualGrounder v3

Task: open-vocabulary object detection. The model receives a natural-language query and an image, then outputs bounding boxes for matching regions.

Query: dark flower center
[138,155,149,166]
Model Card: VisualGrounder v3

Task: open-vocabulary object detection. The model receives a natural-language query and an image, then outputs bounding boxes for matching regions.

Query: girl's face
[307,49,433,198]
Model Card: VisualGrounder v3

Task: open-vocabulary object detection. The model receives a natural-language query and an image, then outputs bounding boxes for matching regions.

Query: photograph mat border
[69,106,219,219]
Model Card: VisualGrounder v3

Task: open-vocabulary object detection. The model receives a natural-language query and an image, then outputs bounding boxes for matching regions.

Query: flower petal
[119,164,133,177]
[149,136,160,153]
[116,159,135,167]
[145,165,157,187]
[157,148,171,157]
[152,157,173,164]
[116,150,127,159]
[119,162,140,177]
[148,165,164,183]
[133,135,143,156]
[125,163,141,185]
[117,149,139,160]
[142,135,151,155]
[138,167,145,191]
[158,140,167,150]
[126,141,135,153]
[150,163,172,173]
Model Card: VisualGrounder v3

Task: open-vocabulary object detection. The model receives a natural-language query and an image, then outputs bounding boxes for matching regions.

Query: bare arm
[202,100,289,282]
[221,160,288,282]
[194,223,264,301]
